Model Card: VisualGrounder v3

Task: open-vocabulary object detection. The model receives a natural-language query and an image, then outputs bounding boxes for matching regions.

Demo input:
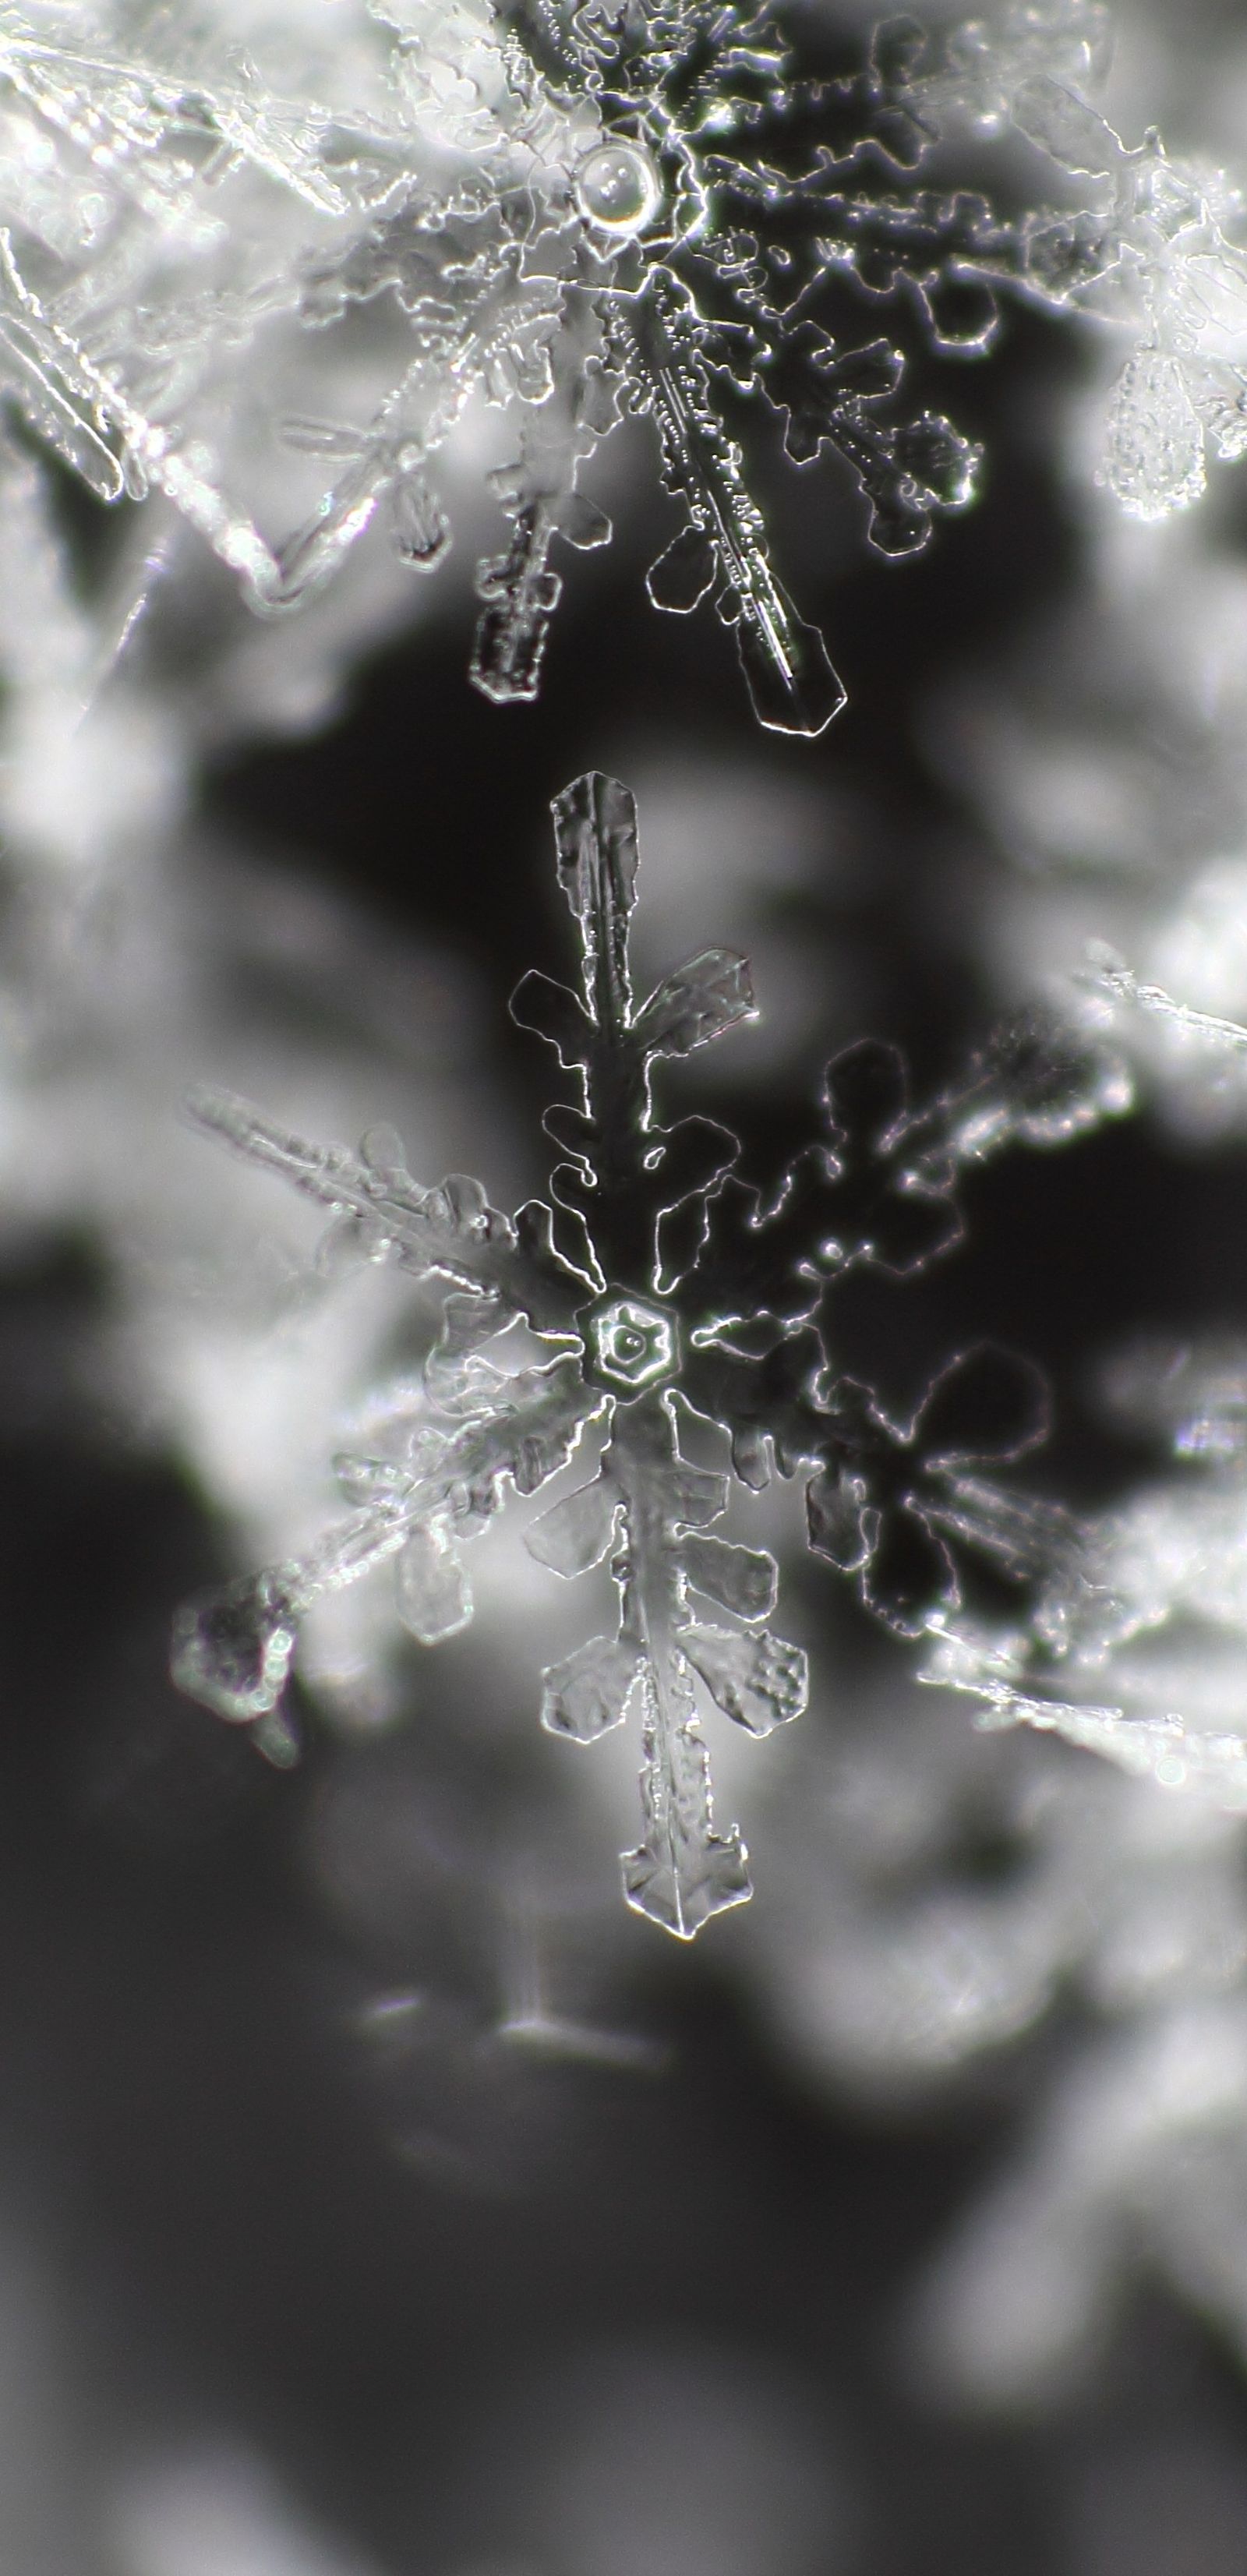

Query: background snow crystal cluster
[5,1,1247,2574]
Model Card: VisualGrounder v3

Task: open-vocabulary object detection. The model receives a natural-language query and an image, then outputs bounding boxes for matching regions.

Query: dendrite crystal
[446,0,1006,732]
[0,0,1044,731]
[173,771,1117,1935]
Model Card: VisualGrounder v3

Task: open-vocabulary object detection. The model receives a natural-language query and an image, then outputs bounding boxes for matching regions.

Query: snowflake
[171,769,1118,1936]
[1005,70,1247,518]
[432,0,1014,733]
[0,0,1040,733]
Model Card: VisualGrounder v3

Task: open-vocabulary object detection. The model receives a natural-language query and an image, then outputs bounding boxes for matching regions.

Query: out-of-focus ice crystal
[0,417,482,1730]
[984,39,1247,518]
[741,1648,1247,2404]
[925,1216,1247,1815]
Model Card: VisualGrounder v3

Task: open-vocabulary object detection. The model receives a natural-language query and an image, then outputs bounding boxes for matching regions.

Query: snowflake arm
[535,1393,802,1938]
[472,311,615,701]
[1088,949,1247,1060]
[181,1087,589,1331]
[923,1620,1247,1810]
[173,1349,597,1726]
[605,271,846,734]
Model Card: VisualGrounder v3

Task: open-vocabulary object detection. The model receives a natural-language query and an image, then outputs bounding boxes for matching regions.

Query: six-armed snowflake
[437,0,1011,731]
[173,771,1108,1935]
[0,0,1033,733]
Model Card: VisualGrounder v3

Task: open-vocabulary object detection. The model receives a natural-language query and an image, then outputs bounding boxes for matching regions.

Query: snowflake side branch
[183,1085,590,1332]
[174,1352,599,1726]
[1089,949,1247,1057]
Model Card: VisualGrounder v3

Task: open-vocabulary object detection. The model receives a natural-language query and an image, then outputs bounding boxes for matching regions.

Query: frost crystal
[449,0,1009,732]
[172,771,1115,1935]
[0,0,1033,731]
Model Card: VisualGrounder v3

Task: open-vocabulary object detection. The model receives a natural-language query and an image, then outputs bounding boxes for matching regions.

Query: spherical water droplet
[576,140,663,237]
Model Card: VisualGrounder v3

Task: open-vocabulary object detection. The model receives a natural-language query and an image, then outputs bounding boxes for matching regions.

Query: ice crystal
[0,411,487,1738]
[172,770,1117,1935]
[1001,62,1247,518]
[447,0,1016,733]
[924,1064,1247,1811]
[1090,946,1247,1068]
[0,0,1043,733]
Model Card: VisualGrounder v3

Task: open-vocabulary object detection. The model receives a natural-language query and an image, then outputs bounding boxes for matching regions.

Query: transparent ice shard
[682,1624,807,1736]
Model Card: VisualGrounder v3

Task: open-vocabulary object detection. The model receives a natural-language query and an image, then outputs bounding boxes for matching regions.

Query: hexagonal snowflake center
[583,1293,678,1392]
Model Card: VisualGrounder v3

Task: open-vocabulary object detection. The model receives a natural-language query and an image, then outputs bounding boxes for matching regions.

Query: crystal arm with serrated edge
[533,1392,806,1936]
[172,1354,599,1729]
[510,770,756,1290]
[182,1088,592,1334]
